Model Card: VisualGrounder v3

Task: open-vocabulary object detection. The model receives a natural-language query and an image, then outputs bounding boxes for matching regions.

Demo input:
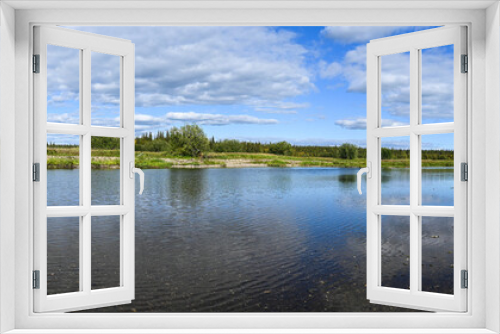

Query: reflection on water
[337,174,356,184]
[381,168,410,205]
[381,215,410,289]
[47,167,455,312]
[422,168,454,206]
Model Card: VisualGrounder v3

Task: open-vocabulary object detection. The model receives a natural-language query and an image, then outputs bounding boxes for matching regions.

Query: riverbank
[47,149,454,169]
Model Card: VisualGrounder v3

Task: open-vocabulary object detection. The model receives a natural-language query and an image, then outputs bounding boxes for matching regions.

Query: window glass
[91,52,121,127]
[381,52,410,127]
[47,134,80,206]
[381,137,410,205]
[421,133,454,206]
[47,217,80,295]
[421,45,454,124]
[91,216,121,290]
[381,215,410,290]
[421,216,454,294]
[47,45,80,124]
[91,136,121,206]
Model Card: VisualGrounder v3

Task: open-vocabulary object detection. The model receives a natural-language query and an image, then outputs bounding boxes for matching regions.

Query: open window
[33,26,138,312]
[364,26,467,312]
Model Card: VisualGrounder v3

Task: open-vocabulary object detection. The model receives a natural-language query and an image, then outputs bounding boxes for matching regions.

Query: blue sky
[47,26,454,149]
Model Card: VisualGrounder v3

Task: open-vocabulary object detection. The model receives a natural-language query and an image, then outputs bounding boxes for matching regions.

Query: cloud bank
[52,26,313,111]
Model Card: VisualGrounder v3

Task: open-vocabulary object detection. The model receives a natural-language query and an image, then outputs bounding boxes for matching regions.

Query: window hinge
[33,163,40,182]
[461,162,468,181]
[33,54,40,73]
[461,54,468,73]
[33,270,40,289]
[461,270,468,289]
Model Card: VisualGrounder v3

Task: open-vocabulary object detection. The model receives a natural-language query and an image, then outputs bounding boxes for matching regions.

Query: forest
[74,125,452,160]
[46,125,454,169]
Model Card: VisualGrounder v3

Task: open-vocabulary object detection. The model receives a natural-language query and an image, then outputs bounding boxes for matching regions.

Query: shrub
[170,125,209,157]
[339,143,358,160]
[269,141,293,156]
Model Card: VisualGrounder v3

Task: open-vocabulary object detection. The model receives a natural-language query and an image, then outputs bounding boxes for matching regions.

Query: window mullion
[82,47,92,294]
[409,47,421,294]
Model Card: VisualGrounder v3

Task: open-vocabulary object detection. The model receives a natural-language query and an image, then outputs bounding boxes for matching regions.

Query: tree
[216,139,243,153]
[339,143,358,160]
[91,136,120,150]
[381,147,393,160]
[169,125,209,157]
[268,141,293,156]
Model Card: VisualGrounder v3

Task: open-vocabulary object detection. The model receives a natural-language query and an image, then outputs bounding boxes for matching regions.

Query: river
[46,167,454,312]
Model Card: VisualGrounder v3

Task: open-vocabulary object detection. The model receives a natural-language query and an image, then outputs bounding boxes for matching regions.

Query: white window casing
[0,2,497,333]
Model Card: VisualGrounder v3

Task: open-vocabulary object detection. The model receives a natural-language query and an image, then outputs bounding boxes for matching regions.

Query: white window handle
[129,162,144,195]
[357,162,371,195]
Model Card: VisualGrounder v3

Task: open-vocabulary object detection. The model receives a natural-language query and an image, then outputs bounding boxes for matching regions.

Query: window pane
[421,45,454,124]
[381,137,410,205]
[421,216,454,294]
[47,45,80,124]
[381,215,410,290]
[47,134,80,206]
[421,133,454,206]
[91,216,121,290]
[91,136,121,205]
[381,52,410,127]
[91,52,121,127]
[47,217,80,295]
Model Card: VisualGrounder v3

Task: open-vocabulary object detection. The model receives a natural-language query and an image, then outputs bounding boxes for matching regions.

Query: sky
[47,26,454,149]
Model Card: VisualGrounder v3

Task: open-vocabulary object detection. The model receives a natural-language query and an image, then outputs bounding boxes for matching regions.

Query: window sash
[366,26,468,312]
[32,25,136,313]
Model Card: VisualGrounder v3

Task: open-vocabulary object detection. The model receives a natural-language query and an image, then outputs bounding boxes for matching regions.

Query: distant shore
[47,149,454,170]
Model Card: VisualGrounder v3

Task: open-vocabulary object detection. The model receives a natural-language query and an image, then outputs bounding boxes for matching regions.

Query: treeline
[133,129,370,159]
[51,125,454,160]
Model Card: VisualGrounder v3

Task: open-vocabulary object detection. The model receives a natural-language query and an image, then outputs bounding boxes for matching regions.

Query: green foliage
[141,140,172,153]
[215,139,243,153]
[268,141,293,156]
[381,148,393,159]
[422,150,453,160]
[91,137,120,150]
[339,143,358,160]
[267,159,288,167]
[169,125,209,157]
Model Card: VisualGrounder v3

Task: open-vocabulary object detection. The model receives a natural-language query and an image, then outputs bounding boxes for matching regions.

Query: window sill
[4,329,498,334]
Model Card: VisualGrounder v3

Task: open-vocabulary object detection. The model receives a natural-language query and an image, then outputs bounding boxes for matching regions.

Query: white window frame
[33,25,136,313]
[0,1,499,333]
[366,26,468,312]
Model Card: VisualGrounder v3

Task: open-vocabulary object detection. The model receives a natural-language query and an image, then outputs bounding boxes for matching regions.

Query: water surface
[46,167,454,312]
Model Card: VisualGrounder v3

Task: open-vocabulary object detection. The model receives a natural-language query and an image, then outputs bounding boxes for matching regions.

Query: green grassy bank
[46,148,453,169]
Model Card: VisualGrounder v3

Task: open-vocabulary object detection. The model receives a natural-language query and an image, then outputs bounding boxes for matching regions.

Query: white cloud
[381,139,410,149]
[135,113,169,125]
[321,26,408,44]
[233,136,367,147]
[340,45,368,93]
[253,101,308,114]
[165,112,278,126]
[46,45,80,106]
[335,118,407,130]
[332,43,453,122]
[55,26,314,110]
[47,112,79,124]
[319,61,342,79]
[420,47,454,119]
[47,133,80,146]
[335,118,367,130]
[254,108,298,114]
